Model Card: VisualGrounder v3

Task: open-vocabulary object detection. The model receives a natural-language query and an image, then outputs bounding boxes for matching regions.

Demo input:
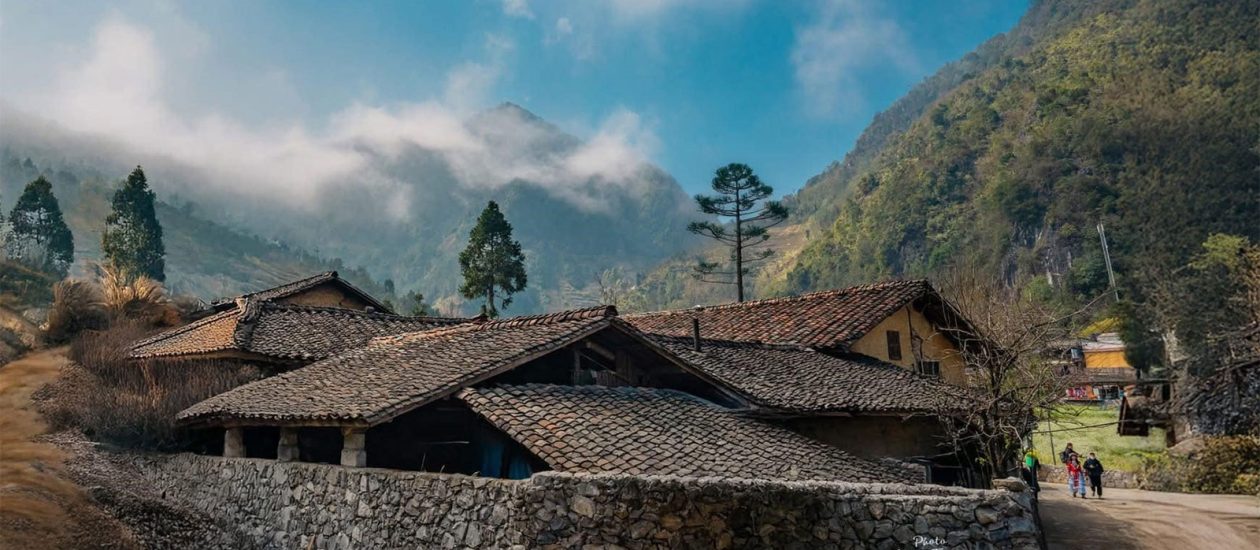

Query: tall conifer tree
[458,201,527,318]
[687,163,788,302]
[103,166,166,281]
[6,176,74,275]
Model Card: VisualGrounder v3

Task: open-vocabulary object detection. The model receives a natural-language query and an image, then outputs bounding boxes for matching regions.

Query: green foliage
[405,290,431,316]
[1033,404,1167,473]
[686,163,788,302]
[0,153,394,302]
[458,201,527,318]
[777,0,1258,377]
[6,176,74,276]
[1180,436,1260,494]
[0,259,56,307]
[102,166,166,282]
[1140,436,1260,495]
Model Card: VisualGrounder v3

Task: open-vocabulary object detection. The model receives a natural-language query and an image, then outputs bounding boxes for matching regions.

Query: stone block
[224,428,245,458]
[277,428,299,462]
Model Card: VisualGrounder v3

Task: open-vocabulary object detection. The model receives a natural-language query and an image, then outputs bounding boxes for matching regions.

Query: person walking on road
[1083,452,1105,498]
[1065,453,1087,498]
[1060,442,1076,465]
[1023,449,1041,493]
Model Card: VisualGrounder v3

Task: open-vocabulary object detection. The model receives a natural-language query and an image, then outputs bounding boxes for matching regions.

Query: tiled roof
[207,271,392,313]
[176,306,620,426]
[625,279,933,350]
[131,301,465,361]
[458,384,920,484]
[649,335,976,414]
[1084,367,1137,384]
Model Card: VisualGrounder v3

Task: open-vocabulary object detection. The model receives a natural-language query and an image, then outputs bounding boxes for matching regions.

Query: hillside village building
[1052,332,1138,401]
[133,276,987,486]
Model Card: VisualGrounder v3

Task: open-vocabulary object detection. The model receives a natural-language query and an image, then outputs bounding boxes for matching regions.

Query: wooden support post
[341,427,366,468]
[224,428,245,458]
[277,428,299,462]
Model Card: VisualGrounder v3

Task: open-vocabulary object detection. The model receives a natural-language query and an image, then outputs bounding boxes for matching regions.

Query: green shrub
[1181,436,1260,494]
[1137,436,1260,494]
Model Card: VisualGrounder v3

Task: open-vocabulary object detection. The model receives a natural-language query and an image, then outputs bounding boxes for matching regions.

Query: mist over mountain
[0,102,700,313]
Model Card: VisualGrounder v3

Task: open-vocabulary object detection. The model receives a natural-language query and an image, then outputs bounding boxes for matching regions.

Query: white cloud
[791,0,920,117]
[502,0,534,20]
[537,0,750,62]
[555,17,573,35]
[11,17,661,215]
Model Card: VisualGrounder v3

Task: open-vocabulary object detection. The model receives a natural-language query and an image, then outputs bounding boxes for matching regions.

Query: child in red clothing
[1065,453,1087,498]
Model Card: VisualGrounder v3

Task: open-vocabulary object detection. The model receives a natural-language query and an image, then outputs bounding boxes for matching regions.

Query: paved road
[1038,483,1259,549]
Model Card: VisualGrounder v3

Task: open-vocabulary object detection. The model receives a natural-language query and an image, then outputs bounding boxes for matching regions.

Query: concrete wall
[850,305,969,385]
[129,453,1041,549]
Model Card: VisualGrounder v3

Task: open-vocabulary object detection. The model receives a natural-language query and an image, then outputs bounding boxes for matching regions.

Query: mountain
[633,0,1259,315]
[777,0,1259,301]
[0,104,700,313]
[0,149,393,302]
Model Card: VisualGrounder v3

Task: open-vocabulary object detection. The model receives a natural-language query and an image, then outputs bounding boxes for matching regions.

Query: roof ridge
[646,333,813,352]
[129,307,240,351]
[624,279,930,318]
[253,301,468,322]
[369,305,618,346]
[476,305,617,329]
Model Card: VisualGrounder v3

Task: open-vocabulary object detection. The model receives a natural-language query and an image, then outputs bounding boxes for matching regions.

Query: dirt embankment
[1039,483,1260,549]
[0,349,138,549]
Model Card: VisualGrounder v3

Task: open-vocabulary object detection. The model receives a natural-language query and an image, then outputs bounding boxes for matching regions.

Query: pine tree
[458,201,527,318]
[687,163,788,302]
[405,290,432,316]
[102,166,166,281]
[6,176,74,275]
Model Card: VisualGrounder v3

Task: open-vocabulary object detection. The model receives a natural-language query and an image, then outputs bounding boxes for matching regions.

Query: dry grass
[45,265,182,345]
[0,348,82,547]
[96,264,180,327]
[38,322,262,451]
[45,280,108,343]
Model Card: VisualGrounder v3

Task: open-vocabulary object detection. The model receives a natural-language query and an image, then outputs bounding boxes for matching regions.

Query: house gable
[849,304,968,386]
[273,280,377,310]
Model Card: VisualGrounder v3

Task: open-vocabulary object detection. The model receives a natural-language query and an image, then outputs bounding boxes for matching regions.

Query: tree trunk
[735,188,744,302]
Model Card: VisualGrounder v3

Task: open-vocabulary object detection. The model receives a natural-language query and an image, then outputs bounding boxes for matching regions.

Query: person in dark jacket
[1060,442,1076,465]
[1083,452,1105,498]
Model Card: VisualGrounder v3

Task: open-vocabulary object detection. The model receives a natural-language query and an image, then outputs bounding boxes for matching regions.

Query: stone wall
[131,453,1041,549]
[1037,465,1140,489]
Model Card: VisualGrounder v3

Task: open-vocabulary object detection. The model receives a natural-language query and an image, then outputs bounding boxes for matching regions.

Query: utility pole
[1097,222,1119,302]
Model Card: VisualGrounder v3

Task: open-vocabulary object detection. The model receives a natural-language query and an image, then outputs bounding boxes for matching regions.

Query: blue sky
[0,0,1027,198]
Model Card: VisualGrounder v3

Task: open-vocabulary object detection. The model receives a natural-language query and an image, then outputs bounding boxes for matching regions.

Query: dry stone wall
[132,453,1040,549]
[1036,465,1140,489]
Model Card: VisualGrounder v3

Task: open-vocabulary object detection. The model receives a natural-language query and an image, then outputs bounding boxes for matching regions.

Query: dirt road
[1038,482,1259,549]
[0,348,138,549]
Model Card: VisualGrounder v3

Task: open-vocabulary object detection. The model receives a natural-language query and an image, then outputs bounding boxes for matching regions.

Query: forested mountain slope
[630,0,1175,311]
[778,0,1259,305]
[0,152,393,302]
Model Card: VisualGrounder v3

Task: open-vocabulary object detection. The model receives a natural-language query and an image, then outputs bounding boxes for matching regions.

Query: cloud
[502,0,534,20]
[555,17,573,35]
[538,0,750,61]
[10,17,661,215]
[791,0,920,117]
